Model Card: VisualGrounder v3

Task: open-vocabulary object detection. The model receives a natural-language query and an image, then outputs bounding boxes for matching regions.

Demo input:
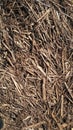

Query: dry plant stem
[62,47,67,74]
[42,78,46,101]
[22,121,46,130]
[25,0,38,19]
[0,70,7,82]
[39,128,43,130]
[65,95,73,104]
[37,8,51,23]
[6,57,14,67]
[49,0,73,20]
[52,112,63,130]
[11,76,22,95]
[61,95,64,118]
[64,82,73,99]
[2,42,16,63]
[52,110,73,129]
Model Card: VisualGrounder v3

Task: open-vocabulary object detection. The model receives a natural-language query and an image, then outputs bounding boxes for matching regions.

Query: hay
[0,0,73,130]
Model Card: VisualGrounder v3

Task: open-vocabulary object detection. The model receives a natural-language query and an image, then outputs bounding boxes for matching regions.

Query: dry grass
[0,0,73,130]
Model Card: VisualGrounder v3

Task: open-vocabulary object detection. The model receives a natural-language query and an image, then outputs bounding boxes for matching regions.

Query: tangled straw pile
[0,0,73,130]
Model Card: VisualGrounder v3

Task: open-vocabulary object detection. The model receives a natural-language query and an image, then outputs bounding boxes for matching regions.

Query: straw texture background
[0,0,73,130]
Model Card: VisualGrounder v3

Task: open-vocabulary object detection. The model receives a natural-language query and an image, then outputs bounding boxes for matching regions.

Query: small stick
[37,65,51,82]
[37,9,51,23]
[11,76,21,95]
[22,121,46,130]
[3,42,16,63]
[61,95,64,118]
[52,112,63,130]
[7,57,14,67]
[62,47,67,74]
[42,78,46,101]
[39,128,43,130]
[64,82,73,99]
